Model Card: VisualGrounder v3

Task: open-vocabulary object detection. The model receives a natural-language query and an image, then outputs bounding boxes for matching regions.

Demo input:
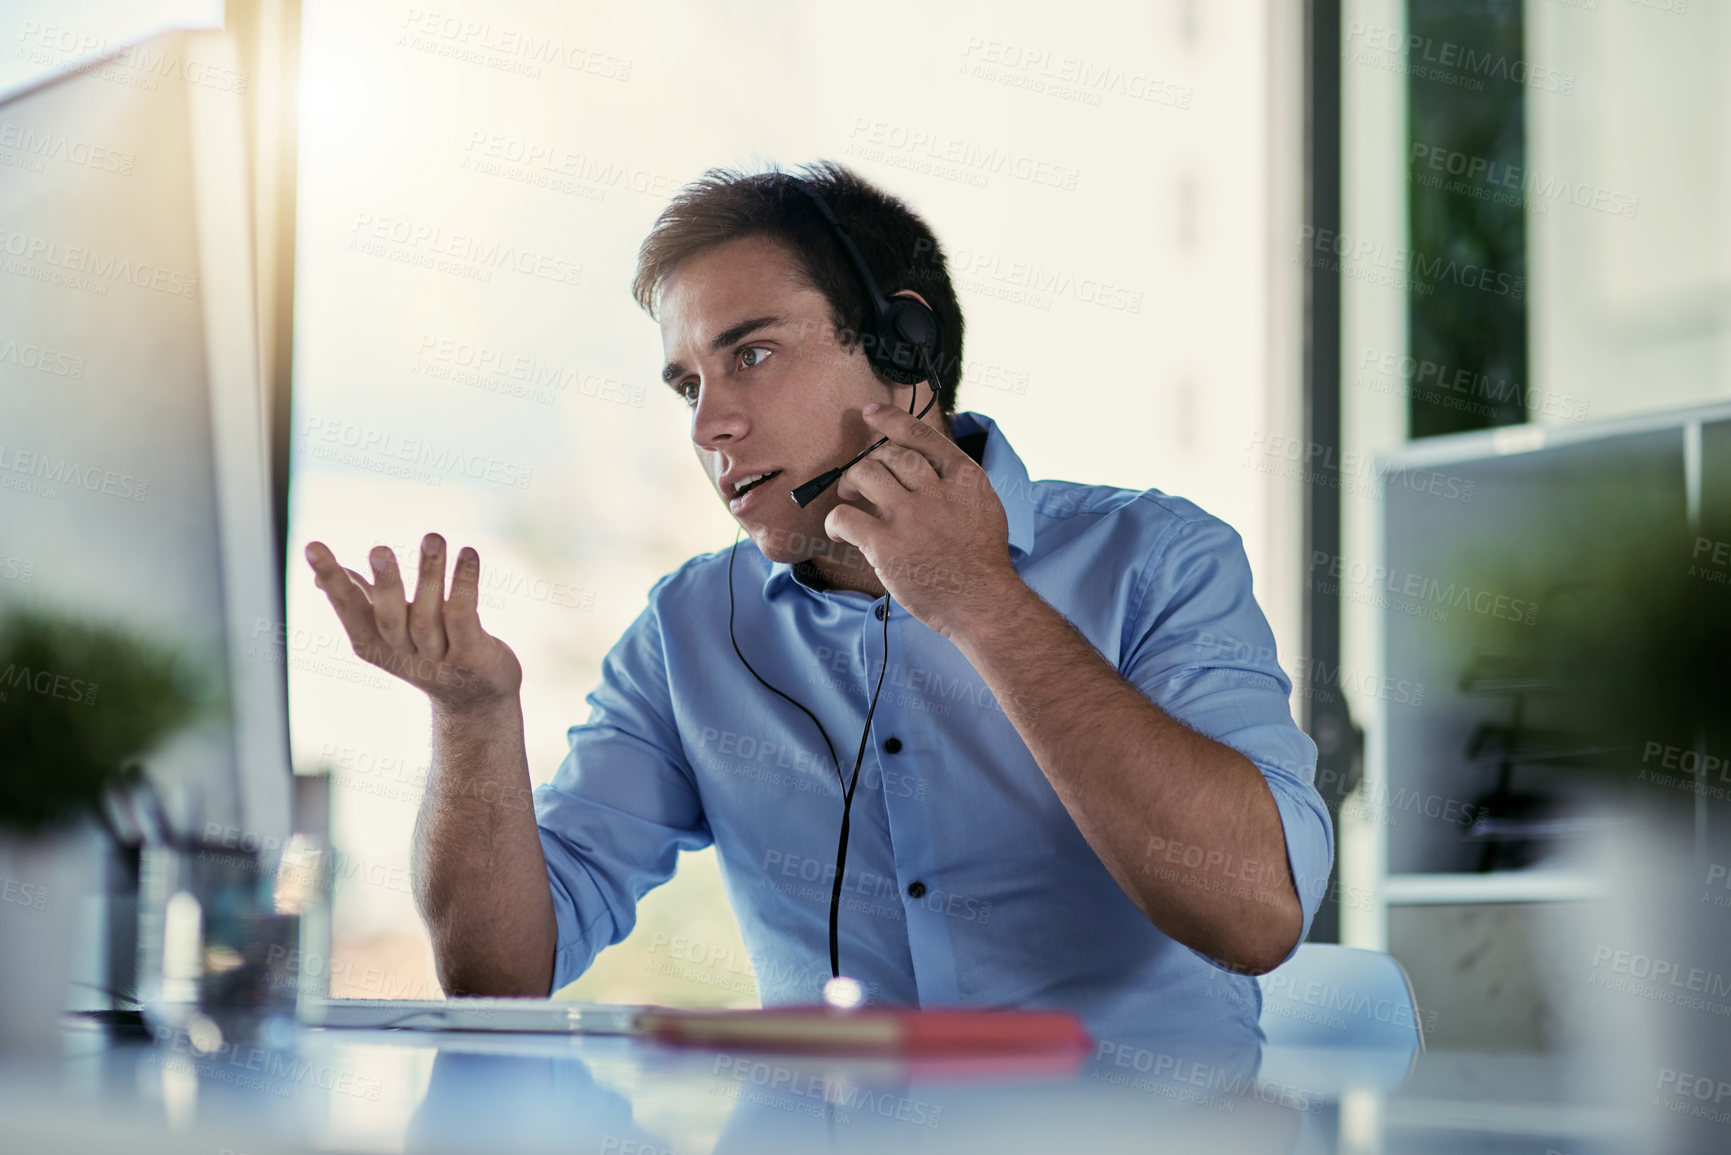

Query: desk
[1,1022,1635,1154]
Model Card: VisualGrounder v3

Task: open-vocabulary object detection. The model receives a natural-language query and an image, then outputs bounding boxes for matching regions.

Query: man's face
[657,234,905,564]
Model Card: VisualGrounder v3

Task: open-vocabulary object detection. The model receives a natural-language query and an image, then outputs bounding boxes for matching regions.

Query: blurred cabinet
[1364,402,1731,1046]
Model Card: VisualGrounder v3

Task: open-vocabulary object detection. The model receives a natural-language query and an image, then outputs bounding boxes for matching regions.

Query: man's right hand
[305,533,523,710]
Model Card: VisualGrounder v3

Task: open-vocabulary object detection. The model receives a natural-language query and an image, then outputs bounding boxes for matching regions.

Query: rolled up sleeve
[1118,509,1335,967]
[533,592,711,992]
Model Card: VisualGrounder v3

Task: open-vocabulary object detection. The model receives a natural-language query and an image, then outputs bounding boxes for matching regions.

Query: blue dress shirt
[533,410,1334,1040]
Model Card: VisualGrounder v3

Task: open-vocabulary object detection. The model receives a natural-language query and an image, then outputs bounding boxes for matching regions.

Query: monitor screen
[0,29,290,845]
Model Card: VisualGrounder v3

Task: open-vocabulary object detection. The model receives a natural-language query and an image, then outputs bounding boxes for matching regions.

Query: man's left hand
[825,403,1022,638]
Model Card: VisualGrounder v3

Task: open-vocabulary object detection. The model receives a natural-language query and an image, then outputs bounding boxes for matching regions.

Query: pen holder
[136,840,301,1052]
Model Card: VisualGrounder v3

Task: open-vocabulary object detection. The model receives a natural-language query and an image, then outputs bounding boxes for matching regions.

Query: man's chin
[740,518,826,565]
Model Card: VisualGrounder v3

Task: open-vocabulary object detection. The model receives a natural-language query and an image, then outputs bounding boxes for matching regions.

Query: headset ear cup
[873,300,941,386]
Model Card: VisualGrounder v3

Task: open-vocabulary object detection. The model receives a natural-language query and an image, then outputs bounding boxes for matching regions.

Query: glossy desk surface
[1,1020,1633,1154]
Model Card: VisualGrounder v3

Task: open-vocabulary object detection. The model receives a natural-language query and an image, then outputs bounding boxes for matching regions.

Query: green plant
[0,607,213,832]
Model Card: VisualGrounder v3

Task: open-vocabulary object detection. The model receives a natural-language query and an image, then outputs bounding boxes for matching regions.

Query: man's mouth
[726,470,786,514]
[730,470,782,499]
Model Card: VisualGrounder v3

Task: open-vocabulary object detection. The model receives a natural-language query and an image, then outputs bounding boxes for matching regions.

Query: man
[305,161,1332,1040]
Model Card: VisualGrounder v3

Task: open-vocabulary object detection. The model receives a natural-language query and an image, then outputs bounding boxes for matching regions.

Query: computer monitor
[0,28,291,845]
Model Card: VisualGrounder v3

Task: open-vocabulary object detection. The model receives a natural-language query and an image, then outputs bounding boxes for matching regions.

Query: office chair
[1257,943,1426,1052]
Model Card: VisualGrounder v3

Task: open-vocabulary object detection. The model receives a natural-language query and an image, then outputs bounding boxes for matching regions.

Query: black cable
[826,579,890,978]
[725,369,933,981]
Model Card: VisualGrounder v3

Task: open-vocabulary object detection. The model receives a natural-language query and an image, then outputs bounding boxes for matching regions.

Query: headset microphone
[786,177,944,508]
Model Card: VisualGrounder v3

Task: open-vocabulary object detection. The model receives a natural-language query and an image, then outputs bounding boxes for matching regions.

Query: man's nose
[692,378,748,449]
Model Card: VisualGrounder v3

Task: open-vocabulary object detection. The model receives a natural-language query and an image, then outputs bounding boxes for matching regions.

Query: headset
[724,172,946,986]
[787,177,945,507]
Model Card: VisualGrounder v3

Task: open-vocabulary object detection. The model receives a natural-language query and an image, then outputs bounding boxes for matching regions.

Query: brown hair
[631,159,966,414]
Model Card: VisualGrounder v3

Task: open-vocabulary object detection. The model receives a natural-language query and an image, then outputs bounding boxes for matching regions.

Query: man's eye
[678,380,699,406]
[739,345,773,370]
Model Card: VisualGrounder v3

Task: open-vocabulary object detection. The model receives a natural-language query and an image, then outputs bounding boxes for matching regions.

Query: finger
[861,403,962,477]
[409,532,449,659]
[872,441,940,491]
[305,544,391,666]
[824,504,879,555]
[445,546,485,650]
[341,568,375,604]
[368,546,412,650]
[833,468,883,512]
[307,541,375,600]
[841,459,911,509]
[307,540,361,588]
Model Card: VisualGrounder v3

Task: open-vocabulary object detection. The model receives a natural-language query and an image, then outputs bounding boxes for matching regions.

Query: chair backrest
[1256,944,1425,1052]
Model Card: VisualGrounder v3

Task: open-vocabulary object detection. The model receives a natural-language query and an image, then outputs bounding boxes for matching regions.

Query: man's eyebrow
[661,315,783,384]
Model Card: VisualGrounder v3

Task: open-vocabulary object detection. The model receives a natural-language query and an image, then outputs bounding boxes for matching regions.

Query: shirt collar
[761,410,1036,600]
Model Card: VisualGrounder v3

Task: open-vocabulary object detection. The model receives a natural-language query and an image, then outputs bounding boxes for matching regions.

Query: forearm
[951,581,1302,973]
[412,696,557,996]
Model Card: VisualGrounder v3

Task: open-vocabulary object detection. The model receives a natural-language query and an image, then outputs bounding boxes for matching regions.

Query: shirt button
[884,737,903,754]
[906,881,926,898]
[874,603,886,621]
